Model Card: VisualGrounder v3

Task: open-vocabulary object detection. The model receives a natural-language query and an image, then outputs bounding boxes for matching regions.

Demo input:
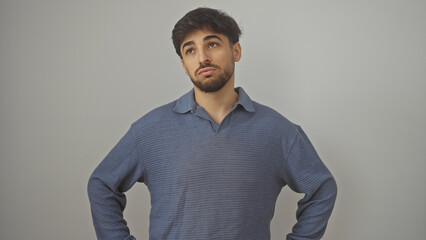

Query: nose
[198,48,210,65]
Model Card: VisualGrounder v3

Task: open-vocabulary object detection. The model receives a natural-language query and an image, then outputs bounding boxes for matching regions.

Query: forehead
[181,29,228,49]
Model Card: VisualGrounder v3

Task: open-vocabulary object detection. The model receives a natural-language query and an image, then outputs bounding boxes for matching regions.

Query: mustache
[195,63,220,75]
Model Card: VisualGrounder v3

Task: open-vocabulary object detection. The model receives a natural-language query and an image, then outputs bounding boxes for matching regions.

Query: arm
[87,127,144,240]
[282,126,337,240]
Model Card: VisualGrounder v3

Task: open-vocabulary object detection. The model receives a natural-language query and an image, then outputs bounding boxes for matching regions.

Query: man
[88,7,337,240]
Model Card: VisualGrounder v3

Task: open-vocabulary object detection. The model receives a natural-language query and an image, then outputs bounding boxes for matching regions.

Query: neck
[193,78,239,124]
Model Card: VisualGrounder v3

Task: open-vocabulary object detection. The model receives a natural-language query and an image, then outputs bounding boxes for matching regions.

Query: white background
[1,0,425,239]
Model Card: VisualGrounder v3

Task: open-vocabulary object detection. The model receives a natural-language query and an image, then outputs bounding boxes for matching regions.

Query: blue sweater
[88,87,337,240]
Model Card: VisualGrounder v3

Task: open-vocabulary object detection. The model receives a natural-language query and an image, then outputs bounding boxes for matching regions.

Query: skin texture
[180,29,242,124]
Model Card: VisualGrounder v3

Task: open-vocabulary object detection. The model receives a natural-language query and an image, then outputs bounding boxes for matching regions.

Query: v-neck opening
[194,105,234,135]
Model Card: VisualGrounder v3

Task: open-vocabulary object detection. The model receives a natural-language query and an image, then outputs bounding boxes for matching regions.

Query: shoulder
[250,100,301,142]
[252,101,297,128]
[130,100,178,131]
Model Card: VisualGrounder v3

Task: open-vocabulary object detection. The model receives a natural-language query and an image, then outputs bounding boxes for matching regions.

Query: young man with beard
[88,7,337,240]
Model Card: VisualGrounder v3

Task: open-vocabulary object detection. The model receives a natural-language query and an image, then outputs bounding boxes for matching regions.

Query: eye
[185,48,194,55]
[208,42,218,48]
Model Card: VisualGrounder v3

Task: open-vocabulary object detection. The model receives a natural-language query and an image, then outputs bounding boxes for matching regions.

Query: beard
[189,61,235,93]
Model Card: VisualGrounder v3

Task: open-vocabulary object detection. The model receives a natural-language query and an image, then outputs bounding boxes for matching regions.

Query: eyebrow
[181,34,224,52]
[204,35,223,42]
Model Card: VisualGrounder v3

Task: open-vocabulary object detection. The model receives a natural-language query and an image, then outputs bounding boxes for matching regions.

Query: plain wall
[1,0,425,239]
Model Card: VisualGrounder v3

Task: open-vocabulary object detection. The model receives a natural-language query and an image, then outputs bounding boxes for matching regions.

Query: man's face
[180,29,241,93]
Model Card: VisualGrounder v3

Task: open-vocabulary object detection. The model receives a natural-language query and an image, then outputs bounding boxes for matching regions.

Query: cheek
[188,62,201,74]
[182,61,191,71]
[218,52,233,63]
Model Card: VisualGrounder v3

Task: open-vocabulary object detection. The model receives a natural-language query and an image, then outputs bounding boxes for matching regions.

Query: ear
[181,59,189,75]
[232,42,242,62]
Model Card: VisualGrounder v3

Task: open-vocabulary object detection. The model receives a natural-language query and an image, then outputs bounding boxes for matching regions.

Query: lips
[198,68,215,76]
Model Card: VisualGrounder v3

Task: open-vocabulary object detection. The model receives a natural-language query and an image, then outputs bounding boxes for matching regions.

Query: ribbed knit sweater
[88,87,337,240]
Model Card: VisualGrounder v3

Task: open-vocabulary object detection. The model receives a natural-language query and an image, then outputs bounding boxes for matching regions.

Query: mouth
[198,67,216,76]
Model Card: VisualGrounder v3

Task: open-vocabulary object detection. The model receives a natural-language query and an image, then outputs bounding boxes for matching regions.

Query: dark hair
[172,7,242,58]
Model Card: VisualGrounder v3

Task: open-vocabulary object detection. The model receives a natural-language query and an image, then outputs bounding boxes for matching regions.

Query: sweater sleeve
[282,126,337,240]
[87,127,145,240]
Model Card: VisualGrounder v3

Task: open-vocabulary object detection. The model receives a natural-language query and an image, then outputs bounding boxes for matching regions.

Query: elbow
[87,174,95,199]
[331,176,338,200]
[323,176,338,214]
[325,175,338,203]
[87,173,102,200]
